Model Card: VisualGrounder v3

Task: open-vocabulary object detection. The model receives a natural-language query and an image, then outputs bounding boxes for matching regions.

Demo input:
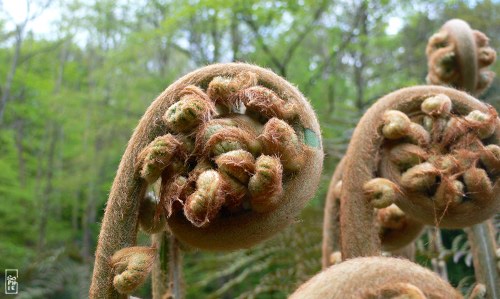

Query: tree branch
[304,4,365,93]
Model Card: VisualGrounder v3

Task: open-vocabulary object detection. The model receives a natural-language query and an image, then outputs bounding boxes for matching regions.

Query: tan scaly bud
[389,143,427,170]
[465,110,497,139]
[111,247,156,294]
[400,162,438,191]
[441,117,468,147]
[377,204,406,230]
[162,86,215,133]
[213,150,254,208]
[421,94,452,116]
[463,167,493,201]
[363,178,400,209]
[196,118,261,157]
[434,179,464,207]
[135,135,182,183]
[408,123,431,146]
[184,170,226,227]
[237,86,297,120]
[474,30,489,48]
[478,47,496,68]
[248,155,283,213]
[215,150,256,185]
[433,154,460,174]
[259,117,305,172]
[480,144,500,175]
[382,110,412,139]
[207,71,258,110]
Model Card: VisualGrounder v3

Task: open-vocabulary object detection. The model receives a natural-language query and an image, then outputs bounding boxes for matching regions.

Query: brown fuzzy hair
[289,257,462,299]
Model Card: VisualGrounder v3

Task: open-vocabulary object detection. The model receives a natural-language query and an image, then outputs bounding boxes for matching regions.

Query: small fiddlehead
[426,19,496,96]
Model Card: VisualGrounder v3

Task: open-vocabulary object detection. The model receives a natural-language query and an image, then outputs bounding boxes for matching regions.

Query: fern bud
[434,154,459,174]
[135,135,182,183]
[389,144,427,170]
[408,123,431,146]
[162,85,215,133]
[421,94,452,116]
[441,117,468,147]
[363,178,400,209]
[207,71,258,110]
[434,179,464,207]
[377,204,406,230]
[377,204,424,252]
[215,150,256,185]
[197,117,260,157]
[465,110,497,139]
[480,144,500,175]
[248,155,283,213]
[111,247,156,294]
[478,47,496,67]
[184,170,225,227]
[238,86,297,120]
[476,70,496,93]
[463,167,493,201]
[382,110,412,139]
[427,31,448,50]
[259,117,305,172]
[400,162,438,191]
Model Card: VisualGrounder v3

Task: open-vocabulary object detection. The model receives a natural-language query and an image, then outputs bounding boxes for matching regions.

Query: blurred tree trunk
[37,121,61,251]
[354,1,367,113]
[231,13,241,61]
[0,25,24,125]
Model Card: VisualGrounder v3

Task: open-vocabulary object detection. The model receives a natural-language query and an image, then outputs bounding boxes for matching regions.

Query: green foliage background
[0,0,499,298]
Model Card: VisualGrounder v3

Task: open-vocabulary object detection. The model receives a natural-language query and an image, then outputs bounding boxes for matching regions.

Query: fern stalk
[465,221,500,299]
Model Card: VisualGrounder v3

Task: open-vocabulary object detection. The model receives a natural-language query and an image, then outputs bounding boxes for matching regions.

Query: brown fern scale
[289,256,462,299]
[340,86,500,259]
[134,63,323,250]
[426,19,496,96]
